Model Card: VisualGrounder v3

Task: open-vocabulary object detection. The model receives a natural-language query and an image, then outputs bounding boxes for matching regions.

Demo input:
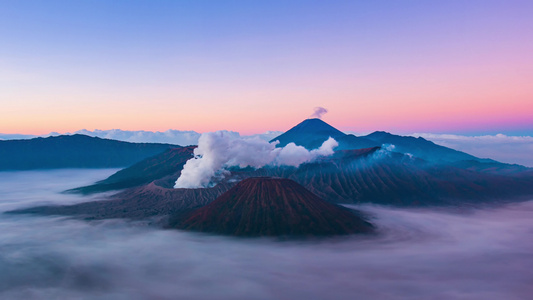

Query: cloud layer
[0,134,37,140]
[75,129,201,146]
[75,129,283,146]
[1,170,532,300]
[412,133,533,167]
[0,130,283,146]
[174,132,338,188]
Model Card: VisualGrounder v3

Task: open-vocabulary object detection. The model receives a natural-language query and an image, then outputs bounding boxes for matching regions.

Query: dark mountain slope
[9,182,232,222]
[279,153,532,206]
[0,134,179,170]
[334,134,380,150]
[209,150,532,206]
[450,160,529,175]
[173,177,373,237]
[70,146,195,194]
[362,131,485,163]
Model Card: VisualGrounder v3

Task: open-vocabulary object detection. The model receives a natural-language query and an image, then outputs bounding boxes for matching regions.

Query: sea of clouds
[0,170,532,300]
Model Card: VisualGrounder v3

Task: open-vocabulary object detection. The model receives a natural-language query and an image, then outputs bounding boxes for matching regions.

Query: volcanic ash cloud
[174,131,338,189]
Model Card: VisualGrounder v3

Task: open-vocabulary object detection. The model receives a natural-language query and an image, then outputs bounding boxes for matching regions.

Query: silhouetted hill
[0,134,179,170]
[172,177,373,237]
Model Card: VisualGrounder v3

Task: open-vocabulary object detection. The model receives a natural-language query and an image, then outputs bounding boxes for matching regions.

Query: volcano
[173,177,373,237]
[270,118,378,150]
[270,119,487,163]
[9,118,533,225]
[270,118,345,147]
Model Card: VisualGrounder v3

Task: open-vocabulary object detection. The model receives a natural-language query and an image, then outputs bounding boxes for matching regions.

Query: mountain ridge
[362,131,489,163]
[270,119,493,164]
[0,134,180,170]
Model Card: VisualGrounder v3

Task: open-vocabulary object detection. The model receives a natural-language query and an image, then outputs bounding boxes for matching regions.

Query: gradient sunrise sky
[1,0,532,135]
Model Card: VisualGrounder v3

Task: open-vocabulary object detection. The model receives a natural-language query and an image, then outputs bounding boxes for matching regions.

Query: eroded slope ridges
[173,177,373,237]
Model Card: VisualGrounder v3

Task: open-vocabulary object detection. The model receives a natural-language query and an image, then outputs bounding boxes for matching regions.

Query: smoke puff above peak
[310,107,328,119]
[174,131,338,188]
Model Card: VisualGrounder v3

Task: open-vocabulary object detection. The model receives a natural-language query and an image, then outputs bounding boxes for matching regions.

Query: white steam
[310,107,328,119]
[174,131,338,188]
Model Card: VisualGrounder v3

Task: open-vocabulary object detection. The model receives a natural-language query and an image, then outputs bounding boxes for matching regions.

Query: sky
[1,0,532,135]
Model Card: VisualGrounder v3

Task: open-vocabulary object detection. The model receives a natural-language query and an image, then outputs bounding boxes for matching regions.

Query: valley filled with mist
[1,169,532,300]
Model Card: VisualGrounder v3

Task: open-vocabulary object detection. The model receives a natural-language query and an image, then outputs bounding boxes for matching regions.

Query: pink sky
[1,1,532,136]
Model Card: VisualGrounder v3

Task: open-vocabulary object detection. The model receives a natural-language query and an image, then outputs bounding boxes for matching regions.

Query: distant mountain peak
[286,118,345,136]
[366,131,393,138]
[270,118,346,149]
[269,118,379,150]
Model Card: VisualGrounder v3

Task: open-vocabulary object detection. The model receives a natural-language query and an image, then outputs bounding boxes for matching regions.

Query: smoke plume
[174,131,338,188]
[310,107,328,119]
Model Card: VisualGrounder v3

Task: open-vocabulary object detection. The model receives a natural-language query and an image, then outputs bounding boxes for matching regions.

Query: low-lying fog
[1,170,532,300]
